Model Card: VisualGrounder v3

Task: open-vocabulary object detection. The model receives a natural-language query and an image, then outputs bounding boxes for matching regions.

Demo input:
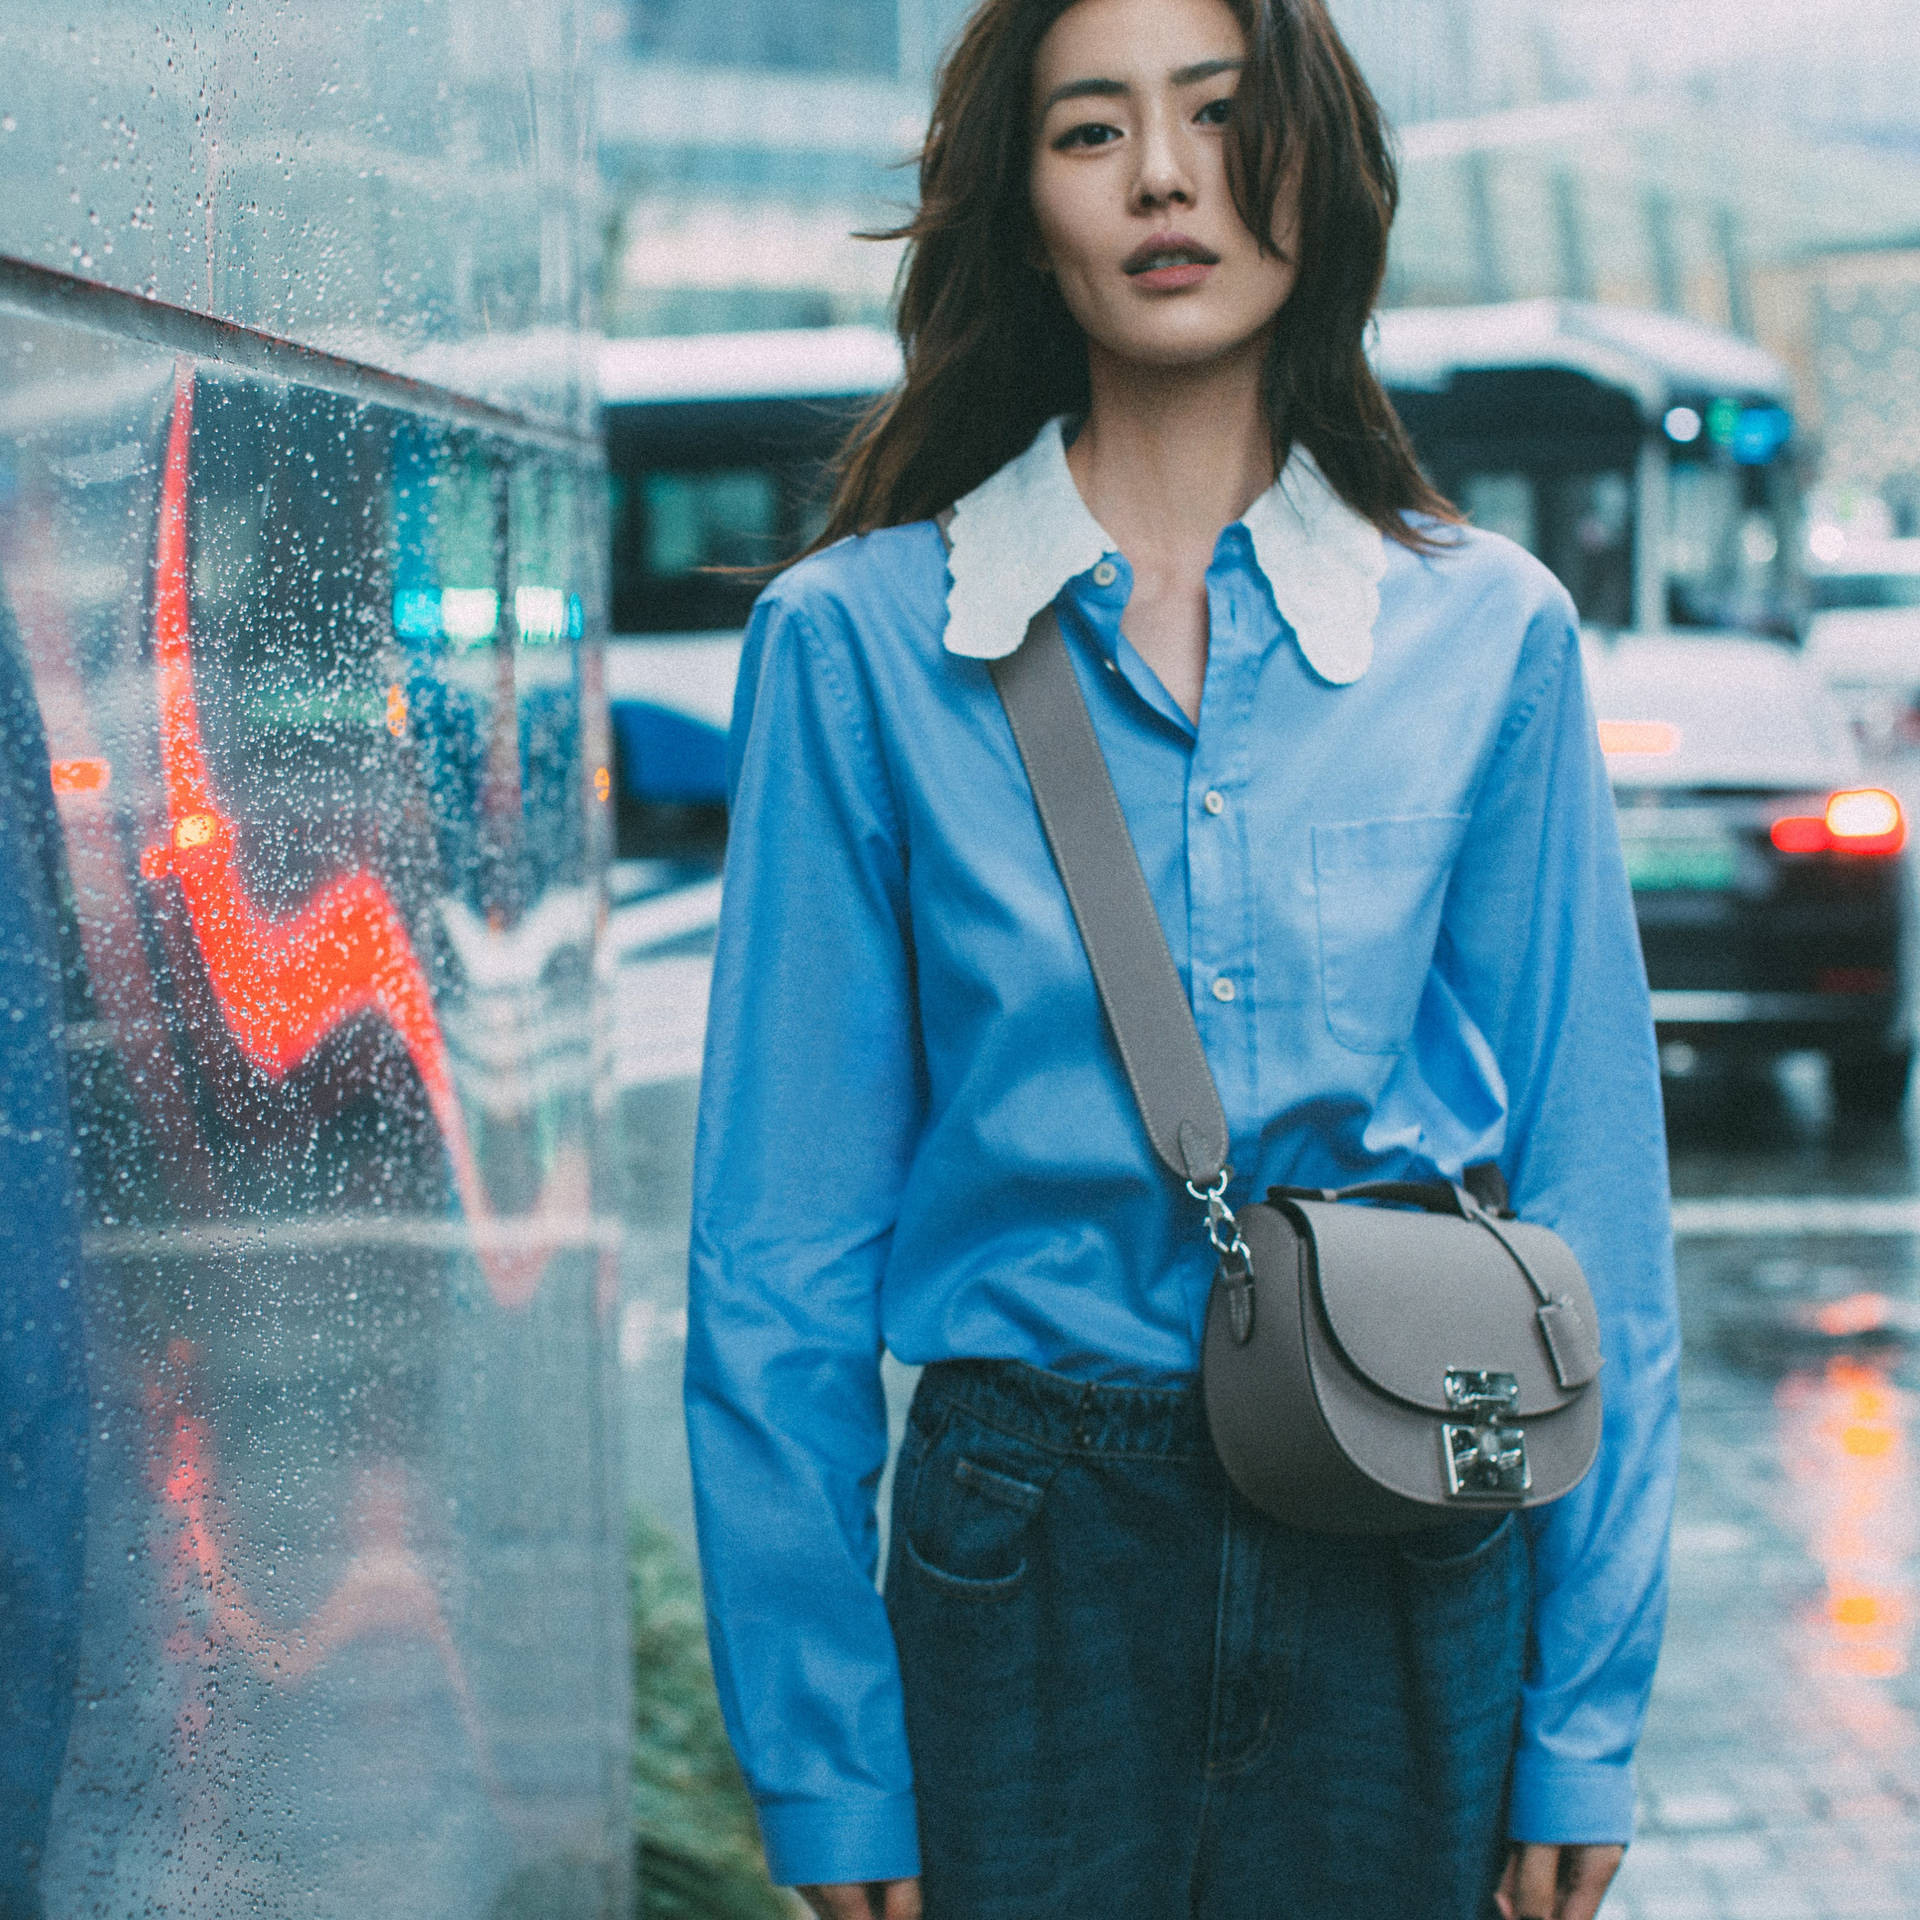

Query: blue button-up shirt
[686,419,1680,1888]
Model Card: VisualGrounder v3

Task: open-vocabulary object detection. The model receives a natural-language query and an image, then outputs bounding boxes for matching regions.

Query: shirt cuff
[1508,1752,1638,1847]
[756,1790,922,1889]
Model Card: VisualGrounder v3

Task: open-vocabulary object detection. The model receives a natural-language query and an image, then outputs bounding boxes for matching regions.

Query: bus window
[1668,457,1794,635]
[644,469,780,576]
[1458,468,1634,630]
[1810,573,1920,612]
[792,485,834,558]
[1376,304,1806,645]
[609,467,780,636]
[1460,473,1536,552]
[1543,471,1634,632]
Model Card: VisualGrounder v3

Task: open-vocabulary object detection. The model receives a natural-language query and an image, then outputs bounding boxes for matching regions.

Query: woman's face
[1029,0,1298,374]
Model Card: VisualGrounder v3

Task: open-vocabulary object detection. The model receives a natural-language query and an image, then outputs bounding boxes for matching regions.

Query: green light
[1707,398,1740,448]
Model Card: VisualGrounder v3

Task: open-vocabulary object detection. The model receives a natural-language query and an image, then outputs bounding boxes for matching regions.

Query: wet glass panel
[0,4,591,429]
[0,315,623,1916]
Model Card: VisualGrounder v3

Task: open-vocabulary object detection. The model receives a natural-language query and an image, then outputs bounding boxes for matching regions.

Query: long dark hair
[808,0,1454,555]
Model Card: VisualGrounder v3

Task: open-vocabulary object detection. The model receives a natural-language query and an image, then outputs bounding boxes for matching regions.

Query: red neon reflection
[140,364,580,1307]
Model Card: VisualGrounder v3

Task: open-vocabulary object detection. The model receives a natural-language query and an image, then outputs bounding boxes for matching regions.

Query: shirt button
[1202,789,1226,816]
[1211,976,1237,1003]
[1092,560,1118,587]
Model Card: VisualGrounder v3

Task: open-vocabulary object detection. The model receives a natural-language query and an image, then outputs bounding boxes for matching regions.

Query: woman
[685,0,1679,1915]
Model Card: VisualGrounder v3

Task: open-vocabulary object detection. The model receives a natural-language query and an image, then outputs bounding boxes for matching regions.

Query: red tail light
[1770,815,1827,853]
[1771,788,1906,856]
[1827,788,1906,852]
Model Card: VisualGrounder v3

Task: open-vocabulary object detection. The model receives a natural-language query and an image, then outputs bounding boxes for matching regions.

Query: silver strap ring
[1186,1168,1252,1275]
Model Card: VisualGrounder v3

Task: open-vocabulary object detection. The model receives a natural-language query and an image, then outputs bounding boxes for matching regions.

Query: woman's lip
[1128,259,1216,291]
[1123,232,1218,273]
[1122,235,1222,290]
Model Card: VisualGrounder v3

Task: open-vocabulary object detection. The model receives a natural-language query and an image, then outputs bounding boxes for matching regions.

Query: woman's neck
[1064,333,1276,571]
[1061,333,1275,725]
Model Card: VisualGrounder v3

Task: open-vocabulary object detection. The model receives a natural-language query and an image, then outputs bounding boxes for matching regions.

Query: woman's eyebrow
[1040,75,1128,111]
[1171,56,1245,85]
[1040,56,1244,114]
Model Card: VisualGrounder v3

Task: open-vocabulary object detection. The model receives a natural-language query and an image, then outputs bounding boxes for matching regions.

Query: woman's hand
[1497,1843,1625,1920]
[796,1878,922,1919]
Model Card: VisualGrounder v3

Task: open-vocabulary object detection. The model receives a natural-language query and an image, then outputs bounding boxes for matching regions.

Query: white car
[1804,535,1920,748]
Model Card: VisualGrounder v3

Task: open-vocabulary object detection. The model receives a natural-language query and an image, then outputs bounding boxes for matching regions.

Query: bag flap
[1272,1199,1600,1417]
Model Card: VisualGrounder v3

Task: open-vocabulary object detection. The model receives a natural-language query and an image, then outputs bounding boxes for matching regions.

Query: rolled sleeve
[684,585,927,1886]
[1440,589,1682,1848]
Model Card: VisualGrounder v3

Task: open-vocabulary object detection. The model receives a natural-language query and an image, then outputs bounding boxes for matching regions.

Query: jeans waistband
[915,1357,1210,1461]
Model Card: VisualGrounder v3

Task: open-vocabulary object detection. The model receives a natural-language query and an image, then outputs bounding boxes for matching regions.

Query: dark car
[1588,633,1912,1116]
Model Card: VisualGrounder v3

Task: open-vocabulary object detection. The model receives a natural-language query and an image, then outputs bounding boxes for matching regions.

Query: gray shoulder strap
[989,606,1231,1189]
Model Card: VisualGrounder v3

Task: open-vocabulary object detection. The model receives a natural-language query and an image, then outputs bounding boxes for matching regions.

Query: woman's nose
[1130,112,1195,213]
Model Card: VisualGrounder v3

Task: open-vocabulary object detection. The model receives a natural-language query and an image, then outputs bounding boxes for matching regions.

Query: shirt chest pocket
[1312,813,1470,1055]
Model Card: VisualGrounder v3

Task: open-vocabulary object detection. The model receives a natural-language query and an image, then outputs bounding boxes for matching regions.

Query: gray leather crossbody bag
[990,603,1605,1535]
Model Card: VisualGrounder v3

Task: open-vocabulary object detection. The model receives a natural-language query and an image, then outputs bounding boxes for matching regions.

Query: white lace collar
[941,415,1387,686]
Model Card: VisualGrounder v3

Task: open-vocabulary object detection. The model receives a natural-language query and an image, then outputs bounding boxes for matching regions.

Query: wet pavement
[1611,1064,1920,1919]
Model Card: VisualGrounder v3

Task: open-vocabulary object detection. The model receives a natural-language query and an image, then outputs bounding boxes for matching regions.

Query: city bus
[1373,300,1805,642]
[1374,303,1907,1114]
[600,327,901,855]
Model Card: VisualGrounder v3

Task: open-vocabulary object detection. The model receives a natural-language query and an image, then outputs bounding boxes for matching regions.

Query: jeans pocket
[1392,1507,1530,1784]
[903,1415,1054,1600]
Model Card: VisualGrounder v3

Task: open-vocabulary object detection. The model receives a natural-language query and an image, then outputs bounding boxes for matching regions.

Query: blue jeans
[885,1359,1530,1919]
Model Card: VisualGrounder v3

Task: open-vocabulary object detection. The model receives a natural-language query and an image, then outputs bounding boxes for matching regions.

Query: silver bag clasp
[1441,1370,1530,1499]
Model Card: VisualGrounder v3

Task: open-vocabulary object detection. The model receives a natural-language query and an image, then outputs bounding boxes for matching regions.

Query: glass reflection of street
[2,289,619,1913]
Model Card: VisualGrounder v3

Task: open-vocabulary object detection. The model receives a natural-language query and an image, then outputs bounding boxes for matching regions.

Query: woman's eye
[1054,120,1122,151]
[1195,95,1234,127]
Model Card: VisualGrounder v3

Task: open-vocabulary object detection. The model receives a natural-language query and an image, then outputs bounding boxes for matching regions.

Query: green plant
[629,1511,793,1920]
